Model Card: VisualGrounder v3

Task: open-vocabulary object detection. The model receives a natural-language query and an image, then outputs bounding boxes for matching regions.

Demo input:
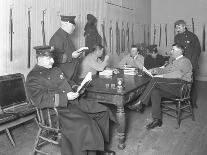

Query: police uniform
[26,46,116,155]
[174,21,201,107]
[174,29,201,70]
[49,16,79,82]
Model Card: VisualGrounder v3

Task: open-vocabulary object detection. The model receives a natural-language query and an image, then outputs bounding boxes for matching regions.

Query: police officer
[49,15,88,82]
[26,45,116,155]
[174,20,201,108]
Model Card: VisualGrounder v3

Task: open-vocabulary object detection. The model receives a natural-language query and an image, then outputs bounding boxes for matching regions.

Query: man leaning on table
[128,43,193,130]
[118,45,144,69]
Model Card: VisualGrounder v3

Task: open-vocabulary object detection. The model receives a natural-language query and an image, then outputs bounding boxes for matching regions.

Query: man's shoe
[128,101,145,113]
[146,119,162,130]
[97,150,115,155]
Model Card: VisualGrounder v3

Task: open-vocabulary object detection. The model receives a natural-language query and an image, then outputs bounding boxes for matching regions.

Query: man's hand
[149,68,158,75]
[67,92,79,100]
[72,47,89,58]
[104,55,110,62]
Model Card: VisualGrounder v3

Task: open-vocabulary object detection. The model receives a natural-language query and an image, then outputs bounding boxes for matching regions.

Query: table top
[86,72,150,96]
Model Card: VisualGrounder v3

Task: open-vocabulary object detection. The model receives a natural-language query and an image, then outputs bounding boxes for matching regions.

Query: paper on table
[142,66,153,77]
[76,72,92,93]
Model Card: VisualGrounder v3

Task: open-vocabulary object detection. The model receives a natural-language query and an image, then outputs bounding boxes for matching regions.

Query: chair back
[36,107,60,131]
[179,82,192,100]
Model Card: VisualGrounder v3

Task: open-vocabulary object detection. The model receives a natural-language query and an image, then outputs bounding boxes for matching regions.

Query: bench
[0,73,37,146]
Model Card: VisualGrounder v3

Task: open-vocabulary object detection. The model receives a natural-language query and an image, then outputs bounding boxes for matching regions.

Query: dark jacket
[174,29,201,70]
[84,23,102,55]
[49,28,79,81]
[26,65,115,155]
[144,54,168,70]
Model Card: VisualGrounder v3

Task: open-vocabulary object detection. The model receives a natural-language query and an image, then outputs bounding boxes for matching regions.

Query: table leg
[116,105,126,149]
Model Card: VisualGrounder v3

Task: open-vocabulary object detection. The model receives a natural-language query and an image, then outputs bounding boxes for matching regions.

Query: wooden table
[85,73,150,149]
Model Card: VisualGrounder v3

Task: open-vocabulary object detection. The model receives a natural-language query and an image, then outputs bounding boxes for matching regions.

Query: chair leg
[33,127,42,155]
[188,100,195,121]
[5,128,15,146]
[177,101,181,127]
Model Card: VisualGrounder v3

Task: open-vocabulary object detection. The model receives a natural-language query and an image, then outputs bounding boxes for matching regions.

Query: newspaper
[76,72,92,93]
[142,66,153,77]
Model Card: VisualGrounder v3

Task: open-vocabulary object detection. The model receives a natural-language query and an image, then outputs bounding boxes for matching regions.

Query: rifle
[159,24,162,46]
[143,24,146,45]
[126,23,130,51]
[101,20,107,48]
[41,10,46,46]
[116,22,120,55]
[147,25,150,46]
[109,21,113,54]
[27,8,31,68]
[192,18,195,33]
[203,24,205,52]
[153,24,156,44]
[9,7,13,61]
[165,24,168,46]
[131,24,134,45]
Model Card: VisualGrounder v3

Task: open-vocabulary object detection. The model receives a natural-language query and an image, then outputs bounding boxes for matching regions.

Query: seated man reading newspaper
[26,45,116,155]
[128,43,193,130]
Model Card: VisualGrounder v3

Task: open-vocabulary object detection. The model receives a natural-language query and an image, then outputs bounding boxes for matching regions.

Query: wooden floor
[0,81,207,155]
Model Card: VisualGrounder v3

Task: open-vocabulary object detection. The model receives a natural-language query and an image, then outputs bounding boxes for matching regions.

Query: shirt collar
[175,55,183,60]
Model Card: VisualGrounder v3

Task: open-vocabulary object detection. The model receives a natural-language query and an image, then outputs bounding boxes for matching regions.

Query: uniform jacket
[49,28,79,81]
[26,65,74,109]
[174,29,201,70]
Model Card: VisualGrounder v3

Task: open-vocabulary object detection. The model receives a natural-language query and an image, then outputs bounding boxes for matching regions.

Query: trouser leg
[88,111,110,143]
[151,89,162,119]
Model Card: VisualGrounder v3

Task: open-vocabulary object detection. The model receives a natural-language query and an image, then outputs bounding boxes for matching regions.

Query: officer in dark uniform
[49,15,88,82]
[174,20,201,108]
[26,45,116,155]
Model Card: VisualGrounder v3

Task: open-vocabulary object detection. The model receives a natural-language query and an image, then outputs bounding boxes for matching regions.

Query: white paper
[142,66,153,77]
[76,72,92,93]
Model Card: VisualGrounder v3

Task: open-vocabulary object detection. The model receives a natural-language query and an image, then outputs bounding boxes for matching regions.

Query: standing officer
[49,15,88,82]
[174,20,201,108]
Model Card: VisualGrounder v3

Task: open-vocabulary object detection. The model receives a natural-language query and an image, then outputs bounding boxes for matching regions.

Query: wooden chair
[161,82,195,127]
[33,107,61,155]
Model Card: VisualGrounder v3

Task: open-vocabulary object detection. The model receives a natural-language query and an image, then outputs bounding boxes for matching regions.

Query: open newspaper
[142,66,153,77]
[76,72,92,93]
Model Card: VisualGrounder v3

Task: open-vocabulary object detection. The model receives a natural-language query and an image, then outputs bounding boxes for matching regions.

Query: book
[76,72,92,93]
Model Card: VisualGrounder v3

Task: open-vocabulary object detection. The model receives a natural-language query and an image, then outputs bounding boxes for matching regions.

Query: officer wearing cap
[174,20,201,108]
[26,45,116,155]
[49,15,88,82]
[84,14,102,56]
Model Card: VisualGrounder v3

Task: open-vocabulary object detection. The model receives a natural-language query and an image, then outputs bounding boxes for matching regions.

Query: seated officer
[26,46,116,155]
[129,43,192,130]
[78,44,109,79]
[144,45,168,70]
[118,45,144,69]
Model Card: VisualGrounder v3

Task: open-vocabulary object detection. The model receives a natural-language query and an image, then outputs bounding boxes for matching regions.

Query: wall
[0,0,151,77]
[151,0,207,81]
